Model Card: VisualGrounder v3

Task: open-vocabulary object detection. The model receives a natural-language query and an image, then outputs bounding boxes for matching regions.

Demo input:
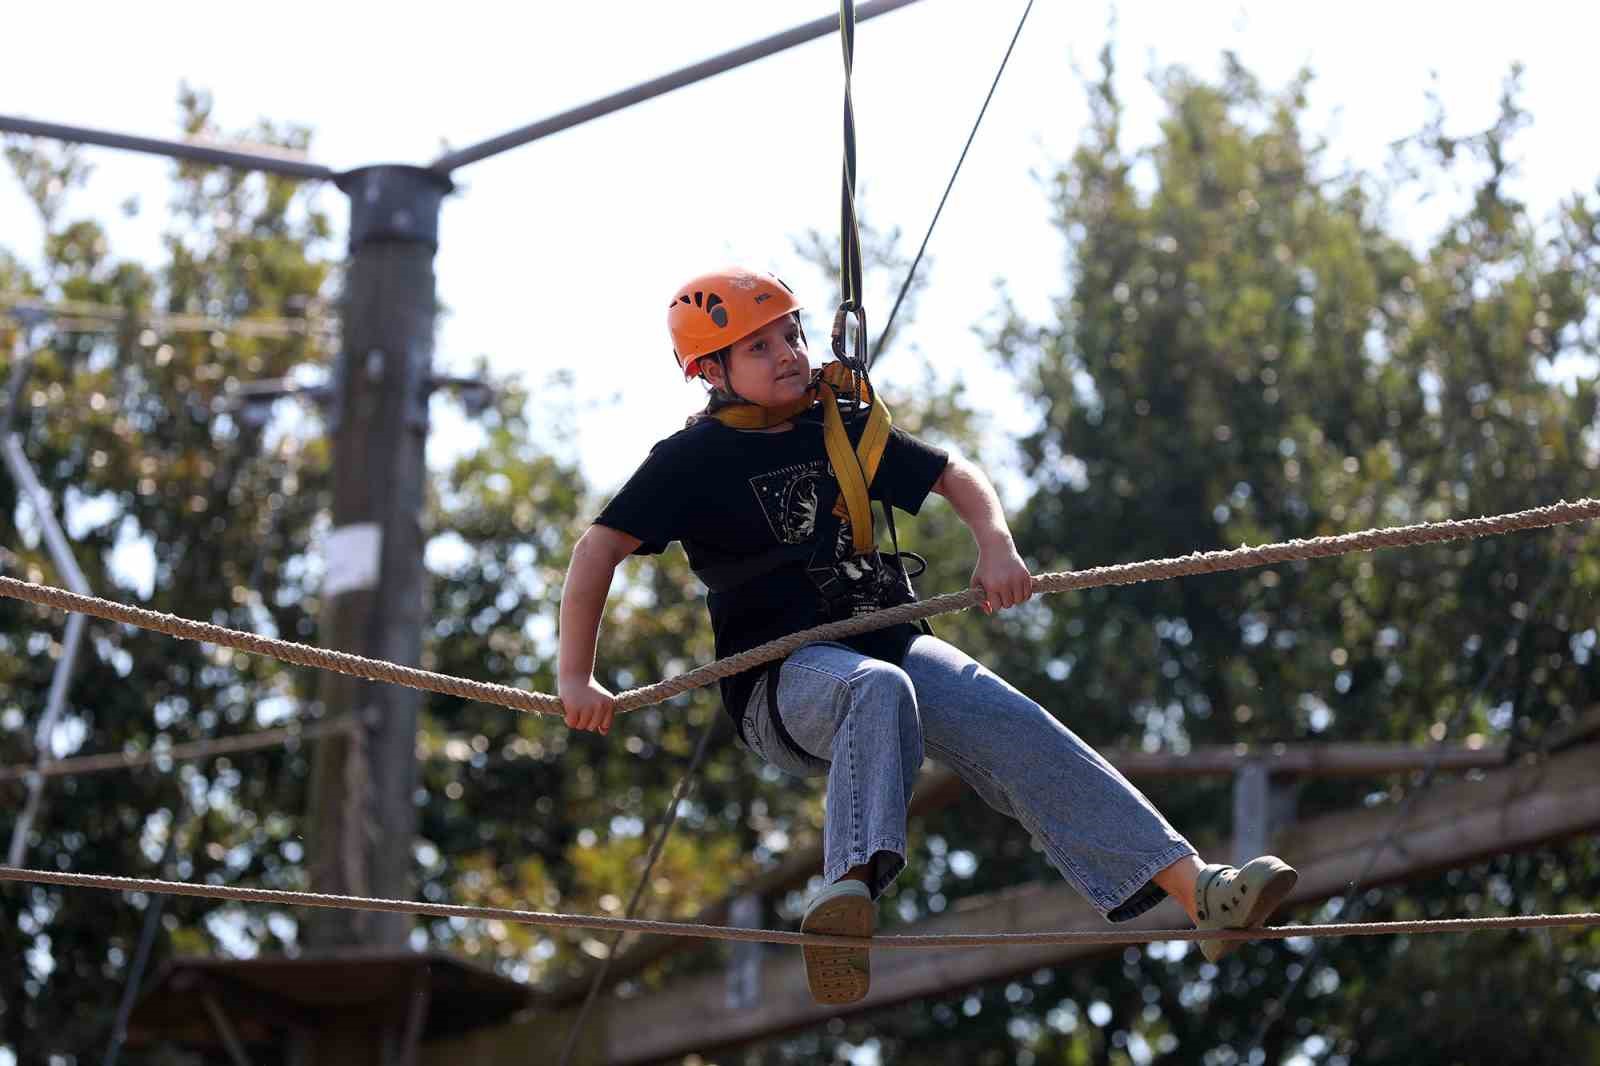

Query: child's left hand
[559,675,618,736]
[971,546,1034,614]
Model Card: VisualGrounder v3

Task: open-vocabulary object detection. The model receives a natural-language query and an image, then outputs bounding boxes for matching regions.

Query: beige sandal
[1195,855,1299,962]
[801,880,874,1005]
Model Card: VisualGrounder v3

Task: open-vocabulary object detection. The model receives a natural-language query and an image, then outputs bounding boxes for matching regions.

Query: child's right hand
[559,675,618,736]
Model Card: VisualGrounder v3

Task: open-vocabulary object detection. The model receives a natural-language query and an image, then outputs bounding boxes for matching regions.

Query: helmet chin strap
[707,352,753,405]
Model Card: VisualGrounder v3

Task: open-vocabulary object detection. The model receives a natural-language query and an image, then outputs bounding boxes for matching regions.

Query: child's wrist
[558,671,595,693]
[975,527,1016,555]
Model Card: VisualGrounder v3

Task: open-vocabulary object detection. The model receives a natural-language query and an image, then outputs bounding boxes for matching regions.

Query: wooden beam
[0,720,352,784]
[1108,740,1506,778]
[541,740,1507,1006]
[428,743,1600,1066]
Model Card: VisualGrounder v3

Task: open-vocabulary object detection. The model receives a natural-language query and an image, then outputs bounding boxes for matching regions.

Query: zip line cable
[873,0,1036,366]
[3,294,331,339]
[837,0,865,320]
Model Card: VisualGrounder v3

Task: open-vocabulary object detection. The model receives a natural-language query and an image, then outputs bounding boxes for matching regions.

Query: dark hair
[684,348,738,427]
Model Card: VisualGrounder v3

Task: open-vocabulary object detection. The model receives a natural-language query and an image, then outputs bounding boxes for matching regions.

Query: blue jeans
[738,635,1195,922]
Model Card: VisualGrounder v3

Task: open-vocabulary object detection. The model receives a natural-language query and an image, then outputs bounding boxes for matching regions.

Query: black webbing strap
[692,541,817,594]
[833,0,868,372]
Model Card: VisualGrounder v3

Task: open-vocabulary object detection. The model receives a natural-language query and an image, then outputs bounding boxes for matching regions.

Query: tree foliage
[2,47,1598,1066]
[792,49,1600,1066]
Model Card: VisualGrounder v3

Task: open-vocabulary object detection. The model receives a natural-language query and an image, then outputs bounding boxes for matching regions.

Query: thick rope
[0,866,1595,950]
[0,498,1594,719]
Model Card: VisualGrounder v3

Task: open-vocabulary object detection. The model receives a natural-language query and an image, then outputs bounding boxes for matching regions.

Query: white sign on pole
[324,522,383,598]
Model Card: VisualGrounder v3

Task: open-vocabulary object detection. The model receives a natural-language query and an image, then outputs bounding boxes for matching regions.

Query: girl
[557,269,1296,1006]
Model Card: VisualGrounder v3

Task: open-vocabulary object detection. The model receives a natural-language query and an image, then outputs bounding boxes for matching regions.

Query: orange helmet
[667,269,802,379]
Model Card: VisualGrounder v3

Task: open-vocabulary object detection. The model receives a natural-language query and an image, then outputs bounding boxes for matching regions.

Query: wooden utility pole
[304,165,452,952]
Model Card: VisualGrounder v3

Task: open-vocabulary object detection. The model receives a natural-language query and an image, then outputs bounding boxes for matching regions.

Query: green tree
[7,47,1598,1066]
[0,92,595,1062]
[0,90,338,1061]
[739,48,1599,1066]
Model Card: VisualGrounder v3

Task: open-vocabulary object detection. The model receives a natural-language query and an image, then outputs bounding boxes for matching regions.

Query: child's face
[715,316,811,407]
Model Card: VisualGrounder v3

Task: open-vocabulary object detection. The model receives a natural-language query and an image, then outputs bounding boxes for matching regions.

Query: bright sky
[3,1,1598,496]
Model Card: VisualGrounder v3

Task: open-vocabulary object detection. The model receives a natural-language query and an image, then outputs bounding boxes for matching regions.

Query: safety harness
[703,360,928,763]
[700,0,920,748]
[711,360,889,556]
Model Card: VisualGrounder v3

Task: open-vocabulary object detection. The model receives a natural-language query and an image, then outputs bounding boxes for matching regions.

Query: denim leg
[740,643,921,898]
[900,635,1195,922]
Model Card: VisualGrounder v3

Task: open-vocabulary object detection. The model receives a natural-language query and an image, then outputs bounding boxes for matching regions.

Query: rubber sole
[1201,857,1299,962]
[1241,862,1298,929]
[801,892,874,1005]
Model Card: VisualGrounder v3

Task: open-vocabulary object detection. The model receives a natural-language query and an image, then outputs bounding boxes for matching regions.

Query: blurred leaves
[2,42,1598,1066]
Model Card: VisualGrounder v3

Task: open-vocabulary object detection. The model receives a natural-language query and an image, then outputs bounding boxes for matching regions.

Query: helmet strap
[705,352,753,406]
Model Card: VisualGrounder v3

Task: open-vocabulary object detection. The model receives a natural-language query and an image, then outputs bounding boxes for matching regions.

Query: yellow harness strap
[712,362,891,556]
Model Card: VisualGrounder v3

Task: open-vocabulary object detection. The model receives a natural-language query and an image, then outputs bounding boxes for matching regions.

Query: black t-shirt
[595,405,949,731]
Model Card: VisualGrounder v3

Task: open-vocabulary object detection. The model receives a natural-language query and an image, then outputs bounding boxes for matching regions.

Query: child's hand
[559,675,617,736]
[971,546,1033,615]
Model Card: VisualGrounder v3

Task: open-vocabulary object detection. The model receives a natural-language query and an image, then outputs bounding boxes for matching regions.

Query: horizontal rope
[0,498,1595,719]
[0,719,353,785]
[1,866,1596,950]
[2,293,331,338]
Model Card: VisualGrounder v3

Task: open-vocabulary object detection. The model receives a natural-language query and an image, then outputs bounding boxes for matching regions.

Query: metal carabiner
[830,303,869,378]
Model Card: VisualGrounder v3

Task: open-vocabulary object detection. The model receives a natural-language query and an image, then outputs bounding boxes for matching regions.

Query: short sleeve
[594,433,703,556]
[873,426,948,515]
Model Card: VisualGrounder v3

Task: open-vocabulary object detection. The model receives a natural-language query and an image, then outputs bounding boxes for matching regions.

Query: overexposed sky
[3,1,1598,494]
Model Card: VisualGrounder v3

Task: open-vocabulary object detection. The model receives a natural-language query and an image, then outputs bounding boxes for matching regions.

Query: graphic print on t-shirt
[749,460,829,545]
[747,458,908,621]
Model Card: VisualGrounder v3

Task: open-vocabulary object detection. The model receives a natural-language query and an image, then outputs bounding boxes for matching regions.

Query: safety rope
[102,788,188,1066]
[0,866,1595,950]
[553,11,879,1039]
[834,0,867,372]
[1,498,1595,719]
[556,713,721,1066]
[874,0,1035,366]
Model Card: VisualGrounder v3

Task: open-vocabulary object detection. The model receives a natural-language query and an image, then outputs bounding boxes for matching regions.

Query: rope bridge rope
[0,498,1595,718]
[1,866,1596,950]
